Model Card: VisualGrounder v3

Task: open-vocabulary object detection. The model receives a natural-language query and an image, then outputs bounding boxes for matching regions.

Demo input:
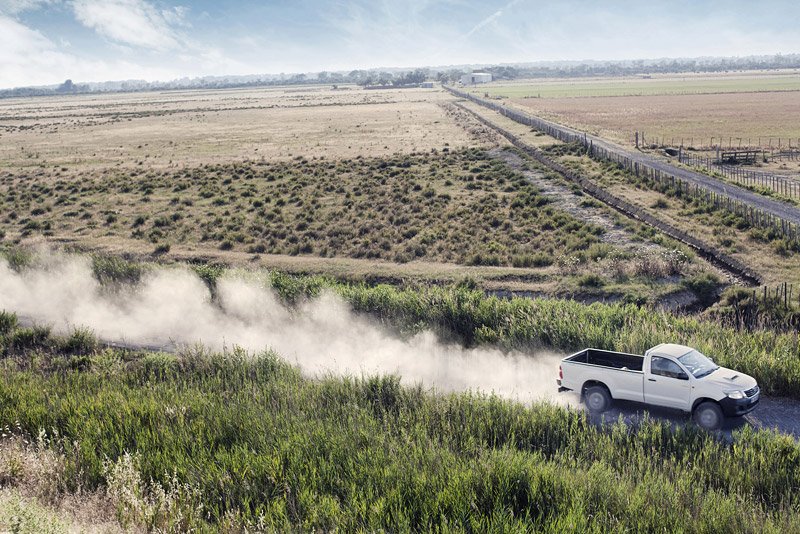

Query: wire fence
[445,86,800,246]
[449,100,762,285]
[677,152,800,199]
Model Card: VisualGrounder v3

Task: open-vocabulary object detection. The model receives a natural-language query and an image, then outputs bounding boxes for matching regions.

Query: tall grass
[0,342,797,531]
[334,283,800,398]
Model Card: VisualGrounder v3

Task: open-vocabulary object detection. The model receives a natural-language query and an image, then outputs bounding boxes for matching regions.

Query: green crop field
[469,71,800,99]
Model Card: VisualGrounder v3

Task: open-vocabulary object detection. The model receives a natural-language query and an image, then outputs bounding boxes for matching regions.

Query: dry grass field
[464,71,800,153]
[0,84,724,303]
[510,91,800,149]
[552,151,800,286]
[448,98,800,287]
[472,70,800,98]
[0,85,480,172]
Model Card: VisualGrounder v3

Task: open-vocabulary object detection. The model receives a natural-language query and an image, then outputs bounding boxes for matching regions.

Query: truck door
[644,356,691,411]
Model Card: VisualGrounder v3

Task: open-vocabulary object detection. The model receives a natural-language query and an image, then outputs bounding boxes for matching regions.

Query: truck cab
[558,343,760,430]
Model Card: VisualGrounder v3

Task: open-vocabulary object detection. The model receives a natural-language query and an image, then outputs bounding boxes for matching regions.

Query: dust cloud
[0,253,571,405]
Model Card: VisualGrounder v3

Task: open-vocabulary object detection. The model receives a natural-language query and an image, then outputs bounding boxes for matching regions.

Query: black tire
[693,402,723,430]
[584,385,611,413]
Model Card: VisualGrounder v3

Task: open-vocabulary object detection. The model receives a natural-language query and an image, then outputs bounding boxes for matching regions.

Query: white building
[460,72,492,85]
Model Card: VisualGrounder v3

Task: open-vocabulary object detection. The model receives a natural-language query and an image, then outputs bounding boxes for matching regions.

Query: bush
[60,327,98,355]
[0,311,18,336]
[467,253,501,267]
[577,273,605,288]
[92,255,143,286]
[8,326,51,353]
[512,253,553,268]
[153,243,171,255]
[682,273,721,307]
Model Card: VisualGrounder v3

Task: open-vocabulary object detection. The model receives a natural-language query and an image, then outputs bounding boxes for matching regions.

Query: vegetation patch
[1,149,609,267]
[0,340,797,531]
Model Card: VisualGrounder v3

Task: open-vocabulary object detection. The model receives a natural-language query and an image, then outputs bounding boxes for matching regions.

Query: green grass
[0,257,799,530]
[0,342,797,531]
[469,74,800,99]
[2,252,798,398]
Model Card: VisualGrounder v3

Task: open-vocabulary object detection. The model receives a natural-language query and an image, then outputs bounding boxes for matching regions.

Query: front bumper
[719,395,760,417]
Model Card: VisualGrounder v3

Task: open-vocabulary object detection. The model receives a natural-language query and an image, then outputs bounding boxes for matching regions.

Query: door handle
[647,378,656,382]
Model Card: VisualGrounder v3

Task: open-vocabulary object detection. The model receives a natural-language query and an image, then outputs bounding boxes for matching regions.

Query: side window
[651,356,687,380]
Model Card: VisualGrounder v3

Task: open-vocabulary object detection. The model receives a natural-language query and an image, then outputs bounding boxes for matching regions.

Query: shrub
[683,273,721,307]
[92,255,143,286]
[512,253,553,268]
[60,327,98,355]
[577,273,605,288]
[8,326,51,353]
[153,243,171,255]
[0,311,18,336]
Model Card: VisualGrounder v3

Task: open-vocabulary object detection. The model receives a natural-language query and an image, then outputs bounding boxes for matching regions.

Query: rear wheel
[693,402,723,430]
[584,385,611,413]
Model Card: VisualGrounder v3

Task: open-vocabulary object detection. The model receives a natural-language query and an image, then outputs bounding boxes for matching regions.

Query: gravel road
[589,132,800,226]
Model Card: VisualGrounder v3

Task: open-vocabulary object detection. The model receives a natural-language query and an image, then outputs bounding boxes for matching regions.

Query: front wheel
[693,402,723,430]
[584,385,611,413]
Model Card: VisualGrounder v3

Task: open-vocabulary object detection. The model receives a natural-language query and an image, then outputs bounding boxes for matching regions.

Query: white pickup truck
[557,343,760,430]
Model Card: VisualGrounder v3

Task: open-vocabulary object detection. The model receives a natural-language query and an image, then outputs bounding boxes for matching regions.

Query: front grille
[744,386,760,398]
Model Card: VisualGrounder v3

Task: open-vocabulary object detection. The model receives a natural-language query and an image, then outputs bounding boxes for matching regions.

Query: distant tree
[436,69,465,84]
[377,72,394,85]
[394,68,429,86]
[56,79,76,93]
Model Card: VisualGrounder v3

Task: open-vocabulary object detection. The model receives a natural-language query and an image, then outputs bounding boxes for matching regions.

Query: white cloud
[0,12,184,88]
[71,0,184,50]
[0,0,56,15]
[0,14,74,86]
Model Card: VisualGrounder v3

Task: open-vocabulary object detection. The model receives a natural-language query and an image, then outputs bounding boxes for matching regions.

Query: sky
[0,0,798,89]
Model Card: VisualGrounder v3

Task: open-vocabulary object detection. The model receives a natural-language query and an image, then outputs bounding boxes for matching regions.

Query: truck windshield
[678,350,719,378]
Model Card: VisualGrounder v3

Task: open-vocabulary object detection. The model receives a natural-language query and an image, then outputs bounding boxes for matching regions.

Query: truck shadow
[576,396,798,441]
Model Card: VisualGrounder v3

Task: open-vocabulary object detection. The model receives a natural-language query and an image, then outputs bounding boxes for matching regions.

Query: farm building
[460,72,492,85]
[420,81,435,88]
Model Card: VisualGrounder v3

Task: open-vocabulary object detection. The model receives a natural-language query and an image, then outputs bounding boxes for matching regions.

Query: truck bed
[565,348,643,372]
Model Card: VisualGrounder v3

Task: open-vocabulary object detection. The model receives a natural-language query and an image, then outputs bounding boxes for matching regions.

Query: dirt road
[561,391,800,440]
[447,87,800,228]
[14,313,799,440]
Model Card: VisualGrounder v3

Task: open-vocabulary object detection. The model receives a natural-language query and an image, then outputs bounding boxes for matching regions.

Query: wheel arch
[691,397,719,412]
[581,380,612,399]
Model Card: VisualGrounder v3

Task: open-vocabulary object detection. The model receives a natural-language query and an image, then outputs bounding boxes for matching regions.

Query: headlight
[725,390,745,399]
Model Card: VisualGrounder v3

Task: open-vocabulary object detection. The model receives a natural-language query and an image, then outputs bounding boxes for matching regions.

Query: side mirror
[677,372,689,381]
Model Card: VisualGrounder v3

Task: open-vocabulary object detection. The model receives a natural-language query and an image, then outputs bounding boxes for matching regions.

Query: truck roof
[649,343,694,359]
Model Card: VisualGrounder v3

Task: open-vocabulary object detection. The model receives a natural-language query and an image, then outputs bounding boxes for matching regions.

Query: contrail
[466,0,523,38]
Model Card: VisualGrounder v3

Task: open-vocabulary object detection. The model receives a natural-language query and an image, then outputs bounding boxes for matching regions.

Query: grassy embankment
[540,142,800,284]
[1,255,799,530]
